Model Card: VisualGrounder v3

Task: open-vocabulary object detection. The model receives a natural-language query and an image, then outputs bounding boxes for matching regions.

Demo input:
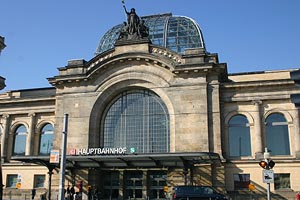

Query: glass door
[148,171,167,200]
[103,171,120,200]
[124,171,143,199]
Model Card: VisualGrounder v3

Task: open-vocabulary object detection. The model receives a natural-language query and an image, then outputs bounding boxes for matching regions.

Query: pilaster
[1,114,10,160]
[252,100,263,159]
[294,106,300,158]
[26,112,35,156]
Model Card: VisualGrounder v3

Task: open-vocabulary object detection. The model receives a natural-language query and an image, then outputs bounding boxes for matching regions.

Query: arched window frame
[228,114,252,158]
[12,124,27,156]
[102,89,170,154]
[38,123,54,155]
[265,112,290,156]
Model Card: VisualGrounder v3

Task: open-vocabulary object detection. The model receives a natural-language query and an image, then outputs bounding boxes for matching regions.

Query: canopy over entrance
[12,152,221,169]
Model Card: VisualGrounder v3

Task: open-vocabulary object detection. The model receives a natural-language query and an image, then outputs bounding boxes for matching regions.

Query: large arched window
[13,125,27,156]
[228,115,251,157]
[103,90,170,153]
[39,123,54,155]
[266,113,290,156]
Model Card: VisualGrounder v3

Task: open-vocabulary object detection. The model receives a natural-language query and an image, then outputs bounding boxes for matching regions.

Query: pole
[264,147,271,200]
[58,114,69,200]
[267,183,271,200]
[47,170,53,200]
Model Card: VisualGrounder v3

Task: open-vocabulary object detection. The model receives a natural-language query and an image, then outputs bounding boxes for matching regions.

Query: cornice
[48,43,227,86]
[222,79,293,89]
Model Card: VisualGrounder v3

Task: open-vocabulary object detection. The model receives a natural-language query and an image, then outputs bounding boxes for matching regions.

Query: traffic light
[268,160,275,169]
[259,159,275,169]
[259,160,268,169]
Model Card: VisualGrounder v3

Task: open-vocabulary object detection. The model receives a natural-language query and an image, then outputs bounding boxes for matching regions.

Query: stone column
[208,82,222,155]
[26,112,35,156]
[1,114,10,160]
[252,100,263,159]
[294,106,300,158]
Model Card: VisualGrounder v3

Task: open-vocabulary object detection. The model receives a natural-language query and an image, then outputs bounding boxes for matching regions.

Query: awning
[11,152,222,169]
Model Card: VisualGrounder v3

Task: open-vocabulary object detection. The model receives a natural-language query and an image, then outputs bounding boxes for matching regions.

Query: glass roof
[95,13,205,55]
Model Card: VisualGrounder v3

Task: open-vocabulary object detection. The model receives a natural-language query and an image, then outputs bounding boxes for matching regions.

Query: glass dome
[95,13,205,55]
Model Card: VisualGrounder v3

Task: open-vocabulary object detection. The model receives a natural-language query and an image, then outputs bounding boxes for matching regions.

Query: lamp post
[58,114,69,200]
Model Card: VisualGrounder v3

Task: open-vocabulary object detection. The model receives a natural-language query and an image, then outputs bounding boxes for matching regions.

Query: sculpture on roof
[117,3,149,41]
[124,7,139,35]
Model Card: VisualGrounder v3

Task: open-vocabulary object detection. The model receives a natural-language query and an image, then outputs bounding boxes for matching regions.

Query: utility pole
[58,114,69,200]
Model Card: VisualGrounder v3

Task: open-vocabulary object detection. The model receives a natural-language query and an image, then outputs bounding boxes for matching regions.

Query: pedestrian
[66,185,70,200]
[31,188,36,200]
[70,185,75,200]
[87,185,92,200]
[296,192,300,200]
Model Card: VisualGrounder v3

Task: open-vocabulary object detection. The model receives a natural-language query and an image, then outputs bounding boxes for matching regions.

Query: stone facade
[0,39,299,199]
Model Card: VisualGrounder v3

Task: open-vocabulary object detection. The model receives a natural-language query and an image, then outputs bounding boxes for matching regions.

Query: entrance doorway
[148,171,167,200]
[103,171,120,199]
[102,170,167,200]
[124,171,143,199]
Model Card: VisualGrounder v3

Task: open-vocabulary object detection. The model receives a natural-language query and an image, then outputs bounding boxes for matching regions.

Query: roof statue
[0,36,6,53]
[116,5,149,43]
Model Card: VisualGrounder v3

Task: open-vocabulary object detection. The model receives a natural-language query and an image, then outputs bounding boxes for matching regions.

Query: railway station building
[0,10,299,200]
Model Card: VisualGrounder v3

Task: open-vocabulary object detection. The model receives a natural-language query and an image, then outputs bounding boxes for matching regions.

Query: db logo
[69,149,76,155]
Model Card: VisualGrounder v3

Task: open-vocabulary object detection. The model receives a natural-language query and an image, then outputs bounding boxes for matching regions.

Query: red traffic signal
[259,160,275,169]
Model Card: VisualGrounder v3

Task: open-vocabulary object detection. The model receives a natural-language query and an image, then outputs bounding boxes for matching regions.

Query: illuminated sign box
[69,147,127,156]
[50,150,60,163]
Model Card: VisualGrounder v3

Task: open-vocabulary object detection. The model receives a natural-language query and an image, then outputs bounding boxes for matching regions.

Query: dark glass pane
[39,123,54,155]
[274,173,290,190]
[13,125,27,155]
[266,114,290,155]
[229,115,249,126]
[111,189,119,198]
[135,190,142,198]
[6,175,18,188]
[266,125,290,155]
[266,113,287,123]
[34,175,45,188]
[233,174,250,190]
[228,115,251,157]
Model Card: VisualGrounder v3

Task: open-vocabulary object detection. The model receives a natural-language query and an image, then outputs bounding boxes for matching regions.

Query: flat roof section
[11,152,222,170]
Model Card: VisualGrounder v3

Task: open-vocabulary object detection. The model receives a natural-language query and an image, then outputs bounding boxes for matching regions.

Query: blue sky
[1,0,300,91]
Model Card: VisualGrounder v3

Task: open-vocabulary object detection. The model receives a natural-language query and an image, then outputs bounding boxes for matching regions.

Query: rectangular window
[103,171,119,199]
[274,173,290,190]
[34,175,45,188]
[6,174,18,188]
[233,174,250,190]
